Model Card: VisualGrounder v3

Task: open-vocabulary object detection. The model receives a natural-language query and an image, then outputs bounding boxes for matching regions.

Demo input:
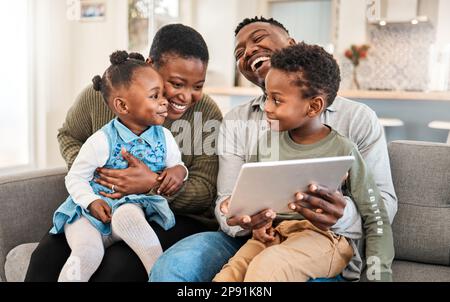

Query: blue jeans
[149,231,343,282]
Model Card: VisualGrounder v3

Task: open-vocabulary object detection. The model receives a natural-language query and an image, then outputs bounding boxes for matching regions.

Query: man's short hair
[235,16,289,36]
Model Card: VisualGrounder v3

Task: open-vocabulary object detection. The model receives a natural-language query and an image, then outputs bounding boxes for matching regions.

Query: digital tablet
[227,156,355,218]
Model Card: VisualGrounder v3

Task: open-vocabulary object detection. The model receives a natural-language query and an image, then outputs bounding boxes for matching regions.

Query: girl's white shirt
[65,127,187,209]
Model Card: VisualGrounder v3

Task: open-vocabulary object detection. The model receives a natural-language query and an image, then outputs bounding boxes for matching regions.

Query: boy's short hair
[235,16,289,36]
[150,23,209,68]
[270,42,341,107]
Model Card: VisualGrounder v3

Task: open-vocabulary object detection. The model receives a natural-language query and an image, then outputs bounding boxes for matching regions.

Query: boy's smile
[264,68,311,132]
[264,68,329,144]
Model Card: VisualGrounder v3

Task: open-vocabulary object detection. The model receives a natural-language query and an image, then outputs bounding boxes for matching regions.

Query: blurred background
[0,0,449,174]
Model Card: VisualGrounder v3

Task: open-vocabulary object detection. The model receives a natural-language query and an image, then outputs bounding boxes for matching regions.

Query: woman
[25,24,222,282]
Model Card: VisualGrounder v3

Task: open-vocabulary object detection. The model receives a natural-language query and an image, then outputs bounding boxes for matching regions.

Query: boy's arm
[349,105,397,223]
[348,147,395,282]
[65,131,109,209]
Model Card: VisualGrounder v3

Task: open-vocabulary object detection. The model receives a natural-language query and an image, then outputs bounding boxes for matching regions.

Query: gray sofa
[1,141,449,282]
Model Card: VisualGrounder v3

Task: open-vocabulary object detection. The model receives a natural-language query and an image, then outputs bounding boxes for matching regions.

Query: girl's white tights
[58,203,163,282]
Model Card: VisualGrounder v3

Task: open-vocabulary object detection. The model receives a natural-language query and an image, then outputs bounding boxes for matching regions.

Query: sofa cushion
[5,243,38,282]
[359,260,450,282]
[0,168,67,281]
[388,141,450,265]
[391,260,450,282]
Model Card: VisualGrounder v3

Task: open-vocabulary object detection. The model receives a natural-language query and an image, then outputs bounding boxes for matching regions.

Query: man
[150,17,397,282]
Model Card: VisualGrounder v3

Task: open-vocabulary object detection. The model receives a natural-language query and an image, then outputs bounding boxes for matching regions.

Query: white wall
[429,0,450,90]
[34,0,74,168]
[34,0,128,168]
[193,0,239,87]
[336,0,367,53]
[71,0,128,95]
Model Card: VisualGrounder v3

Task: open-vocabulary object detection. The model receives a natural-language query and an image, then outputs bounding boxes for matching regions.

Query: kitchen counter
[204,87,450,102]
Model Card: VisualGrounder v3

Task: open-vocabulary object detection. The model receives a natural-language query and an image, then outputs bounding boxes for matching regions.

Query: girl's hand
[252,221,275,244]
[157,165,187,196]
[88,199,112,223]
[95,149,160,199]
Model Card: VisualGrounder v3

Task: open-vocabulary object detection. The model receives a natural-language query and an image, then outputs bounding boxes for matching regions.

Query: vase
[351,66,361,90]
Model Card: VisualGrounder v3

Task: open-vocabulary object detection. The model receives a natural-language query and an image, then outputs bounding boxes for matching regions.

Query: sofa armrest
[0,168,68,281]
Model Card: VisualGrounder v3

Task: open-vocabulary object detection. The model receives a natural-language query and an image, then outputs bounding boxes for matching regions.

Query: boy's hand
[252,221,275,243]
[220,198,277,230]
[288,183,347,231]
[157,165,187,196]
[88,199,112,223]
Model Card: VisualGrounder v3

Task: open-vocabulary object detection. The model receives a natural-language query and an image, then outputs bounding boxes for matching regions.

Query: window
[0,0,32,171]
[128,0,179,53]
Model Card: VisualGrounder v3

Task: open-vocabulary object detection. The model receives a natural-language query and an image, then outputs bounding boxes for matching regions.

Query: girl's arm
[65,130,109,209]
[163,127,188,179]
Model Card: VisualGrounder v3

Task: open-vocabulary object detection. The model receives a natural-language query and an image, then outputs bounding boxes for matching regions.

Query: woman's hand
[157,165,187,196]
[95,149,160,199]
[88,199,112,223]
[220,197,277,230]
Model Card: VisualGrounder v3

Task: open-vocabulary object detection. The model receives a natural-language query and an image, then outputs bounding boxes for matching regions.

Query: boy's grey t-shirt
[253,129,394,281]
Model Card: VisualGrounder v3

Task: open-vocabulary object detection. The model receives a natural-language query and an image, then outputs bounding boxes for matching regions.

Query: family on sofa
[24,16,397,282]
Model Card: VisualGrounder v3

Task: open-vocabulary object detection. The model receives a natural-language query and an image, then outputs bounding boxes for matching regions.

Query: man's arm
[215,110,276,237]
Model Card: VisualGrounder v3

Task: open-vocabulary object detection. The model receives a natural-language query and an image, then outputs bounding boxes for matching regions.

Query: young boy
[214,42,394,282]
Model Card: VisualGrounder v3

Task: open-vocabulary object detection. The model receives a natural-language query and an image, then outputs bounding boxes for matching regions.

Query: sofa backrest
[389,141,450,266]
[0,168,68,281]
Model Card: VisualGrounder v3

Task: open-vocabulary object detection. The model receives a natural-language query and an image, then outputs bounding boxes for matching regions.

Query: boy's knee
[245,245,305,282]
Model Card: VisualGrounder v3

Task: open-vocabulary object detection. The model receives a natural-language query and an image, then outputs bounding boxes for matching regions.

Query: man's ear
[308,96,325,117]
[288,38,296,46]
[146,57,154,66]
[113,97,128,114]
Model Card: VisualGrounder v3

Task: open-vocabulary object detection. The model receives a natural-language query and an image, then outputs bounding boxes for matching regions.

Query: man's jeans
[149,231,344,282]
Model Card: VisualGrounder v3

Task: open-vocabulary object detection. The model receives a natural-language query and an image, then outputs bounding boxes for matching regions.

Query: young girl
[50,50,187,282]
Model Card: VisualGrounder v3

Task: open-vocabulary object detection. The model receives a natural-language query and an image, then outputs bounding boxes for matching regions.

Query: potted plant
[344,44,370,90]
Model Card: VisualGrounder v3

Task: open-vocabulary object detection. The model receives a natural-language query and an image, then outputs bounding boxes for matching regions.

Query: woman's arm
[168,96,223,214]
